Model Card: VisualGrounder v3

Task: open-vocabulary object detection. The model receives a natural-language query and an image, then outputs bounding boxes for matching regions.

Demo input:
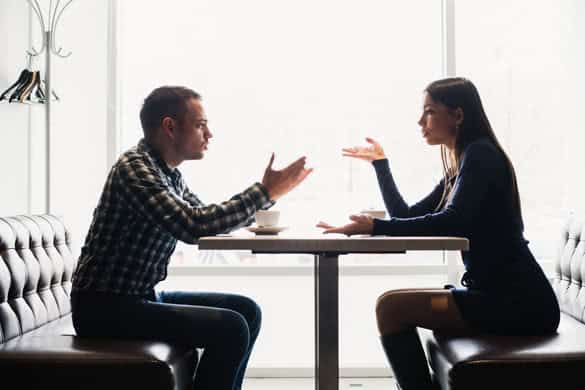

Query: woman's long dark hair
[426,77,522,220]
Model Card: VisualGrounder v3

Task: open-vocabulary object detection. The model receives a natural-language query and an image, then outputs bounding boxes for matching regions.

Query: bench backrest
[552,216,585,323]
[0,215,76,343]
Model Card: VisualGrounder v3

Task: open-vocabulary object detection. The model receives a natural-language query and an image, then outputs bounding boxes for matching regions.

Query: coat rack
[28,0,74,213]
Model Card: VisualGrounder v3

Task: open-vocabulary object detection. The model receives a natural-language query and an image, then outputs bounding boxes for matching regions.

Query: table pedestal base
[315,253,339,390]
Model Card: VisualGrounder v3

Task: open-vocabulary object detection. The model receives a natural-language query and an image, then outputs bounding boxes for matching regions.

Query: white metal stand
[26,0,74,213]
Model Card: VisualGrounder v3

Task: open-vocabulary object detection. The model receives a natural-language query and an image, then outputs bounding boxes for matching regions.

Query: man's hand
[262,153,313,201]
[316,214,374,236]
[342,137,386,162]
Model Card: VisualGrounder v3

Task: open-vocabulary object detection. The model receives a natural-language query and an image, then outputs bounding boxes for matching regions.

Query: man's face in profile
[175,98,212,160]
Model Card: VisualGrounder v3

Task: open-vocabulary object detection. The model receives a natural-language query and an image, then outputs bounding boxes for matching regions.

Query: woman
[317,78,560,390]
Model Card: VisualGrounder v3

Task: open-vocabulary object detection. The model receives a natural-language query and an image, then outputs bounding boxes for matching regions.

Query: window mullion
[442,0,456,77]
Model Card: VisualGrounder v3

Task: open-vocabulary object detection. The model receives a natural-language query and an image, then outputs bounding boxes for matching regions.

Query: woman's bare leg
[375,289,470,390]
[376,288,470,334]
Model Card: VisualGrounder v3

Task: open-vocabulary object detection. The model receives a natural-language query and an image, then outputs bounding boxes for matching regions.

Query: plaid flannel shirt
[72,139,273,295]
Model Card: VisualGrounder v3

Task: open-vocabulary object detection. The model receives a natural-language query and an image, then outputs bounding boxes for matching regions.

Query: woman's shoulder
[460,138,509,178]
[464,137,498,152]
[462,137,502,162]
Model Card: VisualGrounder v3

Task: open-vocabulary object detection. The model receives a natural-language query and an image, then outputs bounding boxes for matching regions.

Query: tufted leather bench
[423,215,585,390]
[0,215,197,390]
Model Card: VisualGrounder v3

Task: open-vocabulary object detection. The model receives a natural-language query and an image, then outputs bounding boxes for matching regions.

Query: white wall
[0,0,35,216]
[0,0,109,254]
[454,0,585,259]
[569,0,585,212]
[49,0,110,253]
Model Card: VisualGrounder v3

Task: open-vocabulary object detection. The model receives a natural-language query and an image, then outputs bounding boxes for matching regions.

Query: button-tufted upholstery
[0,215,197,390]
[424,216,585,390]
[552,216,585,322]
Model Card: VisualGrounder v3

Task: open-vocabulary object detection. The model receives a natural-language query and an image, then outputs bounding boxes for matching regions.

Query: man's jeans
[71,290,261,390]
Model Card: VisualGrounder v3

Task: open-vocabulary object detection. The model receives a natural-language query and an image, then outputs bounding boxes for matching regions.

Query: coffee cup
[255,210,280,227]
[360,209,386,219]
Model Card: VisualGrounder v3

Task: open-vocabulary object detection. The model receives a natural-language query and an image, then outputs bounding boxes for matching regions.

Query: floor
[245,377,396,390]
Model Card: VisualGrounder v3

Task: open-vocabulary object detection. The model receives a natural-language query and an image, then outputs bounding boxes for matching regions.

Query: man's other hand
[261,153,313,201]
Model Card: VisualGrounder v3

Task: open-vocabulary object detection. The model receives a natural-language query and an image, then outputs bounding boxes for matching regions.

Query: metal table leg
[315,253,339,390]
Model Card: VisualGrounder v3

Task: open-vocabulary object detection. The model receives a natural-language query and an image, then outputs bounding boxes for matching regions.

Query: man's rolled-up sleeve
[116,160,273,243]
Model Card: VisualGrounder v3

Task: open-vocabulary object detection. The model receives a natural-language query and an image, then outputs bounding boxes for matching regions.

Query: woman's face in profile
[418,92,459,149]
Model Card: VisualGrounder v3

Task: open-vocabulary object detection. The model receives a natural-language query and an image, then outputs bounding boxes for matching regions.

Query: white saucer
[246,226,288,235]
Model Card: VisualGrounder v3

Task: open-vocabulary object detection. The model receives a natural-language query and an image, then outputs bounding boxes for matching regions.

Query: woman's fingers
[365,137,379,145]
[317,221,346,234]
[342,152,374,162]
[350,214,371,222]
[316,221,334,229]
[341,144,380,161]
[323,226,346,234]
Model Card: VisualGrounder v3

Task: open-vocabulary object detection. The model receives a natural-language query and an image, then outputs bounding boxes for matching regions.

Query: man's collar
[138,138,179,178]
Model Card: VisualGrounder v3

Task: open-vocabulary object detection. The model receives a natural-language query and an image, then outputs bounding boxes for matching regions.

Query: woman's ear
[455,107,464,127]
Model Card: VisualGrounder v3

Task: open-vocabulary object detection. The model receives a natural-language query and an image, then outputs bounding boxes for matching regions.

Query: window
[116,1,585,269]
[118,0,444,267]
[455,0,585,262]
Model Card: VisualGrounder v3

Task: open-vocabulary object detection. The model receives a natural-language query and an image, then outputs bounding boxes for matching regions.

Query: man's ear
[161,116,176,139]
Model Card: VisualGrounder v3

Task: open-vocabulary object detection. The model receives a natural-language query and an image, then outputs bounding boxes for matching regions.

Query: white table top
[197,232,469,254]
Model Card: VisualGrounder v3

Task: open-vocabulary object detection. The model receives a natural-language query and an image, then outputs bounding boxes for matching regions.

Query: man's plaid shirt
[72,139,273,296]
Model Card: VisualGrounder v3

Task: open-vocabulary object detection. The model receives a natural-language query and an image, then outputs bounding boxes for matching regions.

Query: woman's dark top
[371,137,560,335]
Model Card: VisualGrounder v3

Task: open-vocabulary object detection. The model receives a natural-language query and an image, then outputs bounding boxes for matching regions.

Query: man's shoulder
[114,145,153,170]
[107,148,162,188]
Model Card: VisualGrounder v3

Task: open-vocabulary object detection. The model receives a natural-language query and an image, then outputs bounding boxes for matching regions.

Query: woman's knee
[375,290,406,331]
[376,290,406,316]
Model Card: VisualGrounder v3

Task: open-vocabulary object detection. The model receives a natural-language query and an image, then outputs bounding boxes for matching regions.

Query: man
[71,86,312,390]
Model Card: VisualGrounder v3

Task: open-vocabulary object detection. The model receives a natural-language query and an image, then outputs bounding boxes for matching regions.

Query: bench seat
[0,215,197,390]
[423,216,585,390]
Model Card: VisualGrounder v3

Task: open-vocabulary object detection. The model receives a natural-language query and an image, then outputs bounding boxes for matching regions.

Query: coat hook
[50,0,74,58]
[26,0,74,58]
[27,0,46,57]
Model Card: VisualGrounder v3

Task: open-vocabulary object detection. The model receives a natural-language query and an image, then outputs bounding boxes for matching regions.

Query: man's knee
[233,295,262,331]
[219,310,250,351]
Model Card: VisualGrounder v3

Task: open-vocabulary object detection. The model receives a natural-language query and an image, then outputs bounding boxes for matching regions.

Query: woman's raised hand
[342,137,386,162]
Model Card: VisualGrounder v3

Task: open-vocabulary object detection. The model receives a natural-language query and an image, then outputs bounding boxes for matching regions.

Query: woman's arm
[372,141,500,236]
[373,158,445,218]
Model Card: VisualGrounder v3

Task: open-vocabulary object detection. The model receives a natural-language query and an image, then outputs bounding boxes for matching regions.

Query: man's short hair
[139,86,201,136]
